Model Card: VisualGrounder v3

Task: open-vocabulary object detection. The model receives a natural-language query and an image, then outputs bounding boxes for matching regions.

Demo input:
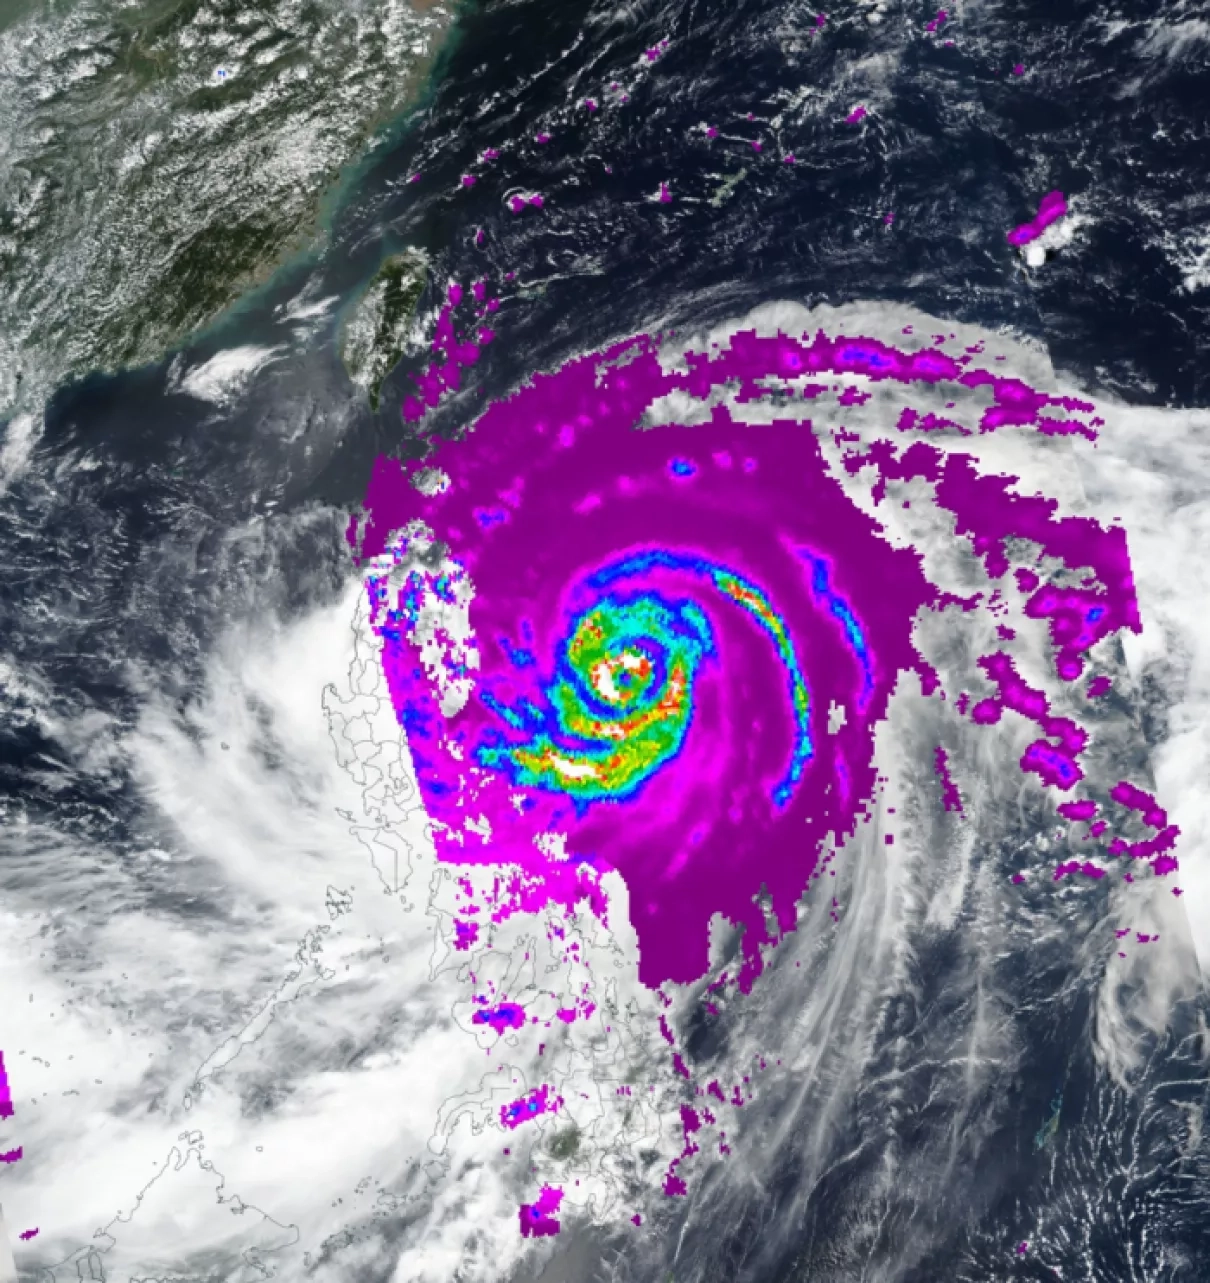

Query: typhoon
[348,302,1168,995]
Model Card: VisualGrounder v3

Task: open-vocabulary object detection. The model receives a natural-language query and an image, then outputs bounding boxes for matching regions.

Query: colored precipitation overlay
[340,276,1195,1258]
[351,306,1161,993]
[0,1049,34,1260]
[1008,190,1069,247]
[0,1050,19,1166]
[6,0,1210,1279]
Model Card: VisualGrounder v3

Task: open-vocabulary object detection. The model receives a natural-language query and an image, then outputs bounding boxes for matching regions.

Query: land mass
[0,0,453,418]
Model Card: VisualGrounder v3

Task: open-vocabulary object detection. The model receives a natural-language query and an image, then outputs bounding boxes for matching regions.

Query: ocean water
[3,0,1210,1279]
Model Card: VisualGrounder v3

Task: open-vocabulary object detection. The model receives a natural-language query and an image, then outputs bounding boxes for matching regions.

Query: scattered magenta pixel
[519,1185,564,1237]
[350,313,1156,994]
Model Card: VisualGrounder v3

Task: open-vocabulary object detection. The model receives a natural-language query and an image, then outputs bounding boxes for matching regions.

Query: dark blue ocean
[5,0,1210,1278]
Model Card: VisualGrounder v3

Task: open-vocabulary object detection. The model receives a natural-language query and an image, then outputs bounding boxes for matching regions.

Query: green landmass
[0,0,452,415]
[709,168,748,208]
[547,1125,581,1162]
[339,248,428,410]
[1033,1092,1062,1150]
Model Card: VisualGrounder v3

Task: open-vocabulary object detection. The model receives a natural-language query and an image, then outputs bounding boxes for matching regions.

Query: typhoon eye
[475,590,715,806]
[351,314,1151,991]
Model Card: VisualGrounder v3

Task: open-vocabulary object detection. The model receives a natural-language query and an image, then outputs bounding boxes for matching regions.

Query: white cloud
[1077,399,1210,981]
[172,346,285,407]
[10,298,1210,1280]
[0,413,38,495]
